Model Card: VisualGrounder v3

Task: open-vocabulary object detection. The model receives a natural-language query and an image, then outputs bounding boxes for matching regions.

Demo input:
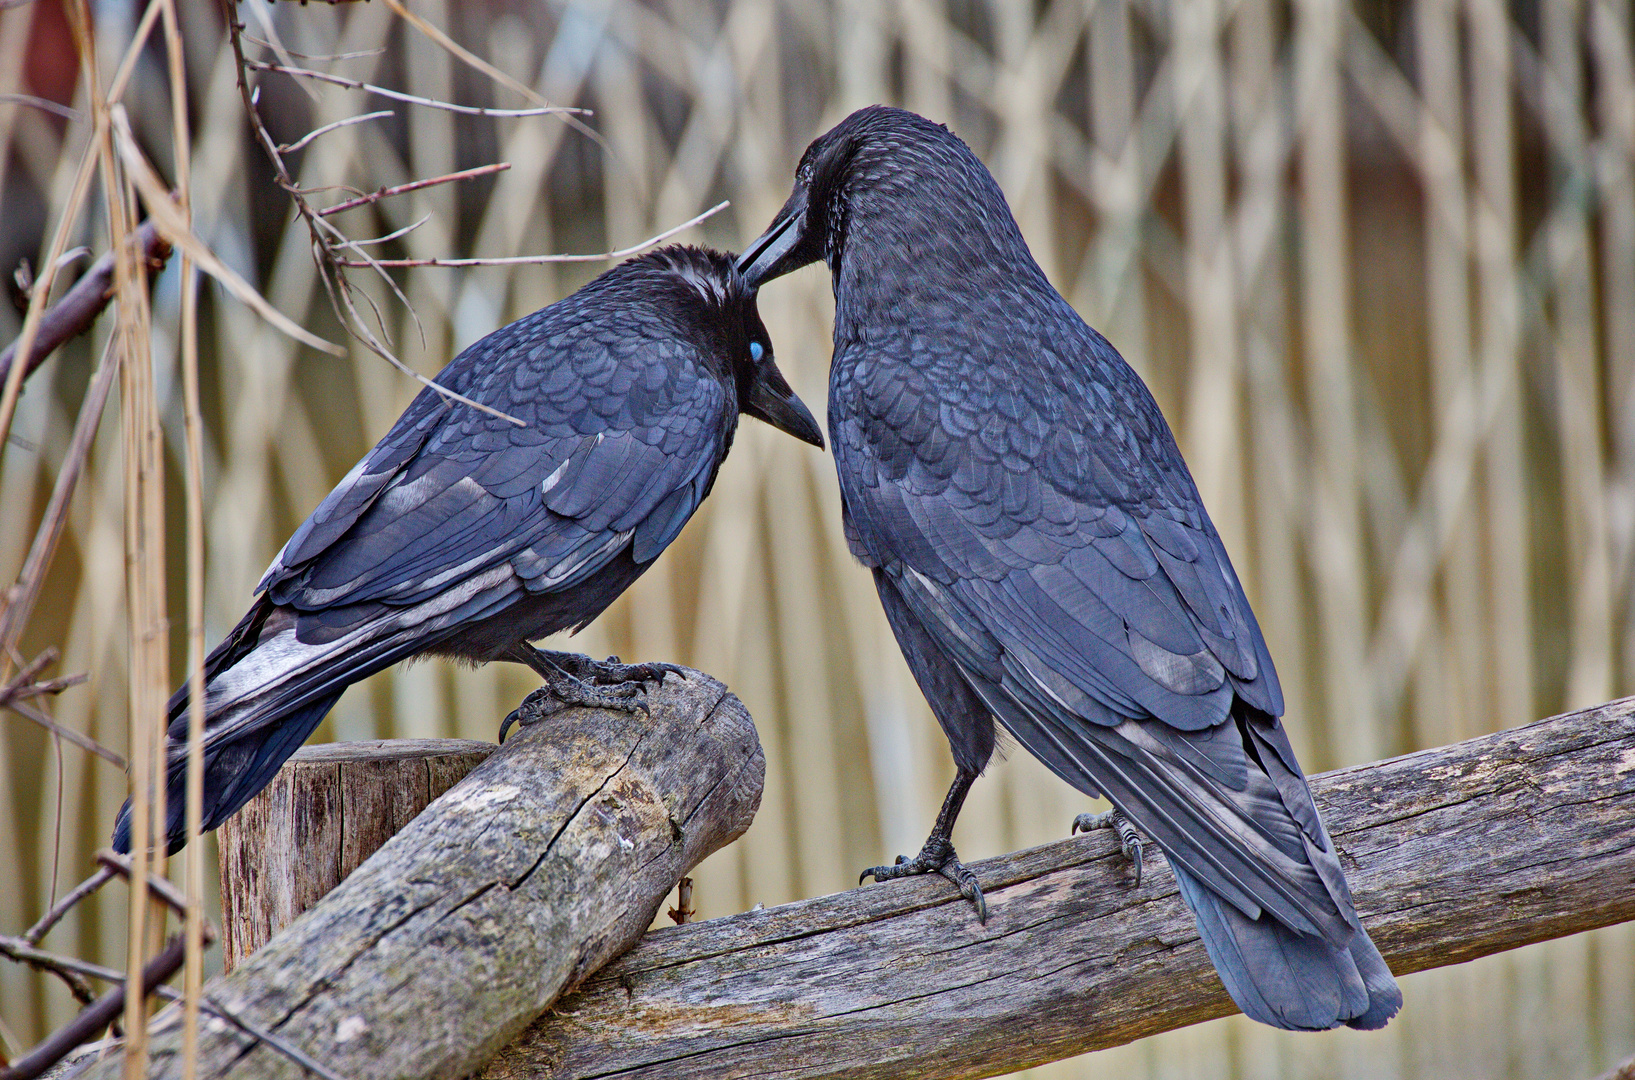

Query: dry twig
[337,200,732,268]
[243,59,585,118]
[318,162,510,217]
[24,866,116,945]
[0,222,168,395]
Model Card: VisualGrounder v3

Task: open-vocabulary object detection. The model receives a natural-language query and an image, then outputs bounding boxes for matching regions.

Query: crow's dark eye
[749,341,764,362]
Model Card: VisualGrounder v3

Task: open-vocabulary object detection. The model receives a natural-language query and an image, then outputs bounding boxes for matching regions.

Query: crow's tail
[1172,863,1402,1030]
[110,598,430,855]
[111,691,343,856]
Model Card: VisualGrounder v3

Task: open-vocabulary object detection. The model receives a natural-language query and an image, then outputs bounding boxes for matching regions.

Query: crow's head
[631,245,823,448]
[738,106,1011,288]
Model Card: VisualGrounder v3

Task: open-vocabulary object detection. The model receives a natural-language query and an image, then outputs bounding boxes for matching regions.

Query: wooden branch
[78,672,764,1080]
[216,739,496,971]
[0,221,170,389]
[484,697,1635,1080]
[2,936,189,1080]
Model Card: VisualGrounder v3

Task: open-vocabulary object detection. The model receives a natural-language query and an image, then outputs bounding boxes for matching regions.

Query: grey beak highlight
[737,205,806,287]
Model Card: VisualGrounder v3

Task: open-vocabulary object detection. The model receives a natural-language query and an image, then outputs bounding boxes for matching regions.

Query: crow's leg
[1072,808,1145,887]
[860,768,987,923]
[498,645,683,740]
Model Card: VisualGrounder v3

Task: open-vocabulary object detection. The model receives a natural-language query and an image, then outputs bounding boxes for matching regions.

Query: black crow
[740,106,1400,1032]
[115,246,822,855]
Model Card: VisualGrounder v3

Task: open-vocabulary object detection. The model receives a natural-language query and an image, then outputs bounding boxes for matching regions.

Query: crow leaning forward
[740,106,1401,1032]
[114,246,823,855]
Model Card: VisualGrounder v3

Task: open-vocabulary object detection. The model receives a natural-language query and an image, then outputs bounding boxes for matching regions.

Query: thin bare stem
[0,133,99,478]
[0,935,97,1007]
[278,110,393,155]
[3,698,126,769]
[1,935,124,988]
[0,93,79,120]
[156,2,205,1076]
[352,212,432,247]
[318,162,510,217]
[195,997,352,1080]
[244,59,587,118]
[376,0,612,159]
[113,110,342,354]
[96,851,191,919]
[241,34,385,63]
[103,0,163,107]
[25,866,115,945]
[0,335,122,660]
[338,200,731,268]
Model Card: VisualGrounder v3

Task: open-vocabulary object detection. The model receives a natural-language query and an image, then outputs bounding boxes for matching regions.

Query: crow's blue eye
[749,341,764,362]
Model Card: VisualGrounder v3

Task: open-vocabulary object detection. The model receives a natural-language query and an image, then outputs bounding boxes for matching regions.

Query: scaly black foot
[860,833,987,923]
[536,649,689,688]
[499,646,686,740]
[1072,809,1145,886]
[858,768,986,922]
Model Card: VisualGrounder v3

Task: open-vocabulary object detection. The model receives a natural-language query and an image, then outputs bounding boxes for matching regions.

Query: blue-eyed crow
[115,245,822,854]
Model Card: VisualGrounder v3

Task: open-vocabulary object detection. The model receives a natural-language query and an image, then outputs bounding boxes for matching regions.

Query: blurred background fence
[2,0,1633,1076]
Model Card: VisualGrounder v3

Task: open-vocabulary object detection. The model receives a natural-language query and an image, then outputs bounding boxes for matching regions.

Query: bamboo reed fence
[1,0,1632,1077]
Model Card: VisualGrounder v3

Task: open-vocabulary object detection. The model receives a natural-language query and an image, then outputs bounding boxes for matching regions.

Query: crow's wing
[186,315,730,778]
[261,311,730,618]
[832,324,1366,948]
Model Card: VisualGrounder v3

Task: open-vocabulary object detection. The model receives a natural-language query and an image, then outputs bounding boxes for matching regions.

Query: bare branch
[278,110,393,155]
[2,935,125,987]
[375,0,613,162]
[0,932,197,1080]
[109,106,345,356]
[0,93,80,121]
[96,850,193,918]
[0,935,98,1007]
[351,212,432,247]
[241,34,385,63]
[243,60,588,118]
[3,698,126,769]
[338,200,732,268]
[318,162,510,217]
[24,866,116,945]
[0,222,168,391]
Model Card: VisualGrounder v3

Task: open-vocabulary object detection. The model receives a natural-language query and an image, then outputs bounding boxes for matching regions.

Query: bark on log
[217,739,496,972]
[484,696,1635,1080]
[80,671,763,1080]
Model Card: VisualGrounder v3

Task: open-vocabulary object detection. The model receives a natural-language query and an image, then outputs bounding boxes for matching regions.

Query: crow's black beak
[744,358,824,448]
[737,189,810,287]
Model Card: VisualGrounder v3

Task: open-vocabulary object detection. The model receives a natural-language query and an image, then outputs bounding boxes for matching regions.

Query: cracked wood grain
[482,696,1635,1080]
[82,671,763,1080]
[217,739,497,972]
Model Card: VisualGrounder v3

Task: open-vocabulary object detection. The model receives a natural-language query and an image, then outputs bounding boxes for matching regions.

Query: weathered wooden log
[82,671,763,1080]
[217,739,496,971]
[483,696,1635,1080]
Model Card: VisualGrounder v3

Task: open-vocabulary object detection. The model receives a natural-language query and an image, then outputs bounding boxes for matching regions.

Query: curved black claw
[545,650,687,688]
[1073,809,1145,887]
[588,657,689,686]
[860,837,987,923]
[502,647,691,740]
